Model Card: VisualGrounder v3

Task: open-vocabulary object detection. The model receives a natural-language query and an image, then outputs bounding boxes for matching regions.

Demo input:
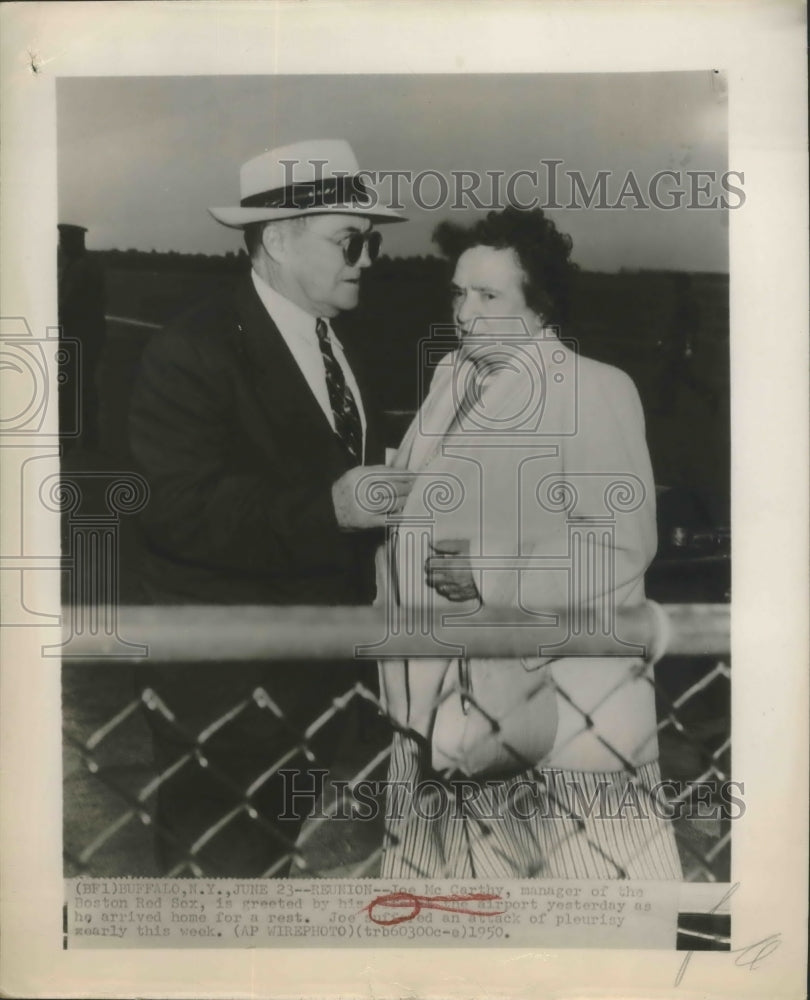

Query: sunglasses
[339,230,382,266]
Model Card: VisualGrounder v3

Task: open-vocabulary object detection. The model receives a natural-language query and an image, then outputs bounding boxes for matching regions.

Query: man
[129,139,412,876]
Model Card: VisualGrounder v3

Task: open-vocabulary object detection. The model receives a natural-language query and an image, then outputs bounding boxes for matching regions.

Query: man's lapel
[233,277,341,453]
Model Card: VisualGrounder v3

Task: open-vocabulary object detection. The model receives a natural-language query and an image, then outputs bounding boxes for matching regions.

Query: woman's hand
[425,539,480,602]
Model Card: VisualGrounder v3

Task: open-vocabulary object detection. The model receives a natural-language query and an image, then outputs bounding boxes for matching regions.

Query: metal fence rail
[60,602,729,661]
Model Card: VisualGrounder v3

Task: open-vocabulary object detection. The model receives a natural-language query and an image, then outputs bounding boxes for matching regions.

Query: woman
[377,207,682,880]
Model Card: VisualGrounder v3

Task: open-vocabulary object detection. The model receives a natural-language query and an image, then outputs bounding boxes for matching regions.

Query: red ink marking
[362,892,504,926]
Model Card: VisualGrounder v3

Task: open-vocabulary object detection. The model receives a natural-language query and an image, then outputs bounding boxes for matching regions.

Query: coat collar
[232,275,342,448]
[231,275,388,467]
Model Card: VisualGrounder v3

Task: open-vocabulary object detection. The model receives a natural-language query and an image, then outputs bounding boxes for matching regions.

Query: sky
[57,73,730,272]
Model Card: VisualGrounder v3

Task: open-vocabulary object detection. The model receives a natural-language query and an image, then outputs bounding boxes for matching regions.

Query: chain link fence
[63,604,730,887]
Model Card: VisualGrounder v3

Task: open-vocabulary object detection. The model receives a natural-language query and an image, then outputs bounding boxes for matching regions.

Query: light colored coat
[378,333,660,774]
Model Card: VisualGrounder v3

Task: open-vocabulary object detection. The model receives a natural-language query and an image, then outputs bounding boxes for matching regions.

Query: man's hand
[332,465,416,530]
[425,538,480,602]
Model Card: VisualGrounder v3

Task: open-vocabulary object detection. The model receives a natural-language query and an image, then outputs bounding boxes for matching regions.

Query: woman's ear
[531,311,547,334]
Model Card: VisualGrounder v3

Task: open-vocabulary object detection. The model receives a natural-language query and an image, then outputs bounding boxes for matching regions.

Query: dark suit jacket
[129,277,390,879]
[129,275,384,607]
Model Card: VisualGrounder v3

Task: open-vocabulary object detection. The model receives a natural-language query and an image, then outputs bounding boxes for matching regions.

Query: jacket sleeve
[129,326,354,578]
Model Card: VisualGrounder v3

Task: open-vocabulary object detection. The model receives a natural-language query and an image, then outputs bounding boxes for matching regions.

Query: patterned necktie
[315,318,363,463]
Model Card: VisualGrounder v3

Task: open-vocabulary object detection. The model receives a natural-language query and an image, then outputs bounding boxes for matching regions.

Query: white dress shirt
[251,269,367,457]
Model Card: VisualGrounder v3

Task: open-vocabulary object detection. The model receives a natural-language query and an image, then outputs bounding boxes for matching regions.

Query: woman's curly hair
[433,206,577,326]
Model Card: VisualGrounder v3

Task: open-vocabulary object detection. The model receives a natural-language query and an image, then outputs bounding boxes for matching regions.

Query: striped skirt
[380,733,683,880]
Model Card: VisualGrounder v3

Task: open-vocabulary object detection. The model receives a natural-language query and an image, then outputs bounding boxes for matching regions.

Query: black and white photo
[0,3,806,998]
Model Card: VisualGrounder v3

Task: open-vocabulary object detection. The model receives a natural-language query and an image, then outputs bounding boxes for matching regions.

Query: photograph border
[1,2,807,997]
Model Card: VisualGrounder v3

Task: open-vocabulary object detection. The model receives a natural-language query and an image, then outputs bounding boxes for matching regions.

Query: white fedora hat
[209,138,405,228]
